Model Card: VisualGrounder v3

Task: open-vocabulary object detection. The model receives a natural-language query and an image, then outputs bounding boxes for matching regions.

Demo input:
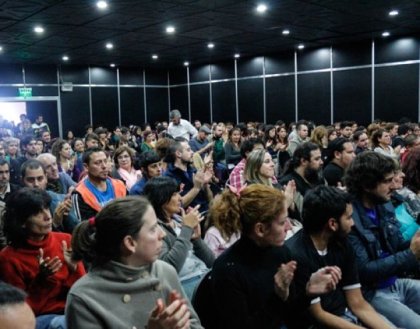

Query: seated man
[0,281,35,329]
[279,142,325,214]
[286,186,394,329]
[323,138,355,187]
[37,153,75,195]
[164,138,212,213]
[129,151,162,195]
[345,151,420,329]
[72,147,126,221]
[21,159,78,233]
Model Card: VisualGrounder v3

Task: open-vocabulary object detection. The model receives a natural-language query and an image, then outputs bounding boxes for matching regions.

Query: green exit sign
[18,87,32,98]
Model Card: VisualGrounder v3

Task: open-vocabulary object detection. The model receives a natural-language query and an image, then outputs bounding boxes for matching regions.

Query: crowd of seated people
[0,110,419,328]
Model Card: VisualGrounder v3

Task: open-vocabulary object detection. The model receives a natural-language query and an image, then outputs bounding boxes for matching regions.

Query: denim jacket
[347,200,419,299]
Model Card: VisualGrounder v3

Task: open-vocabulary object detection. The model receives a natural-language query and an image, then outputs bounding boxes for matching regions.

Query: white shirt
[168,119,198,140]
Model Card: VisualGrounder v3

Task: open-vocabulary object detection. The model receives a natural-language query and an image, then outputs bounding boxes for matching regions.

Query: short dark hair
[302,185,352,234]
[398,123,411,136]
[143,176,179,221]
[20,159,45,178]
[344,151,397,196]
[352,130,366,142]
[82,147,105,165]
[3,188,51,247]
[21,135,36,148]
[0,281,27,307]
[240,138,264,158]
[283,142,320,175]
[0,159,9,168]
[340,121,353,130]
[327,137,351,163]
[139,151,161,171]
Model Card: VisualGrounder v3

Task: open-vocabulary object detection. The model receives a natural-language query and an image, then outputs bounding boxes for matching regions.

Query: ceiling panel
[0,0,418,67]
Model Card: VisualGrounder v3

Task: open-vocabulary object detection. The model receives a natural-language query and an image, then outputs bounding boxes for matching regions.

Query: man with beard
[323,138,355,187]
[167,109,197,141]
[344,151,420,329]
[72,147,126,221]
[286,186,394,329]
[279,142,325,214]
[165,138,212,213]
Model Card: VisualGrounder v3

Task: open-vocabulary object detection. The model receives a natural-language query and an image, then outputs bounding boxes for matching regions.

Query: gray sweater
[66,260,203,329]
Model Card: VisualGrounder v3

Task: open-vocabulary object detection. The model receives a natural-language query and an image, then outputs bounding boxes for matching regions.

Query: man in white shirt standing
[167,109,198,141]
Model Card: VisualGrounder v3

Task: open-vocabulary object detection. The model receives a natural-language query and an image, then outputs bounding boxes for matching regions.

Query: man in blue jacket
[344,151,420,329]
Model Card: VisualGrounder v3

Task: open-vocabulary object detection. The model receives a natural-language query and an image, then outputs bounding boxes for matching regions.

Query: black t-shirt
[323,162,344,187]
[285,230,360,328]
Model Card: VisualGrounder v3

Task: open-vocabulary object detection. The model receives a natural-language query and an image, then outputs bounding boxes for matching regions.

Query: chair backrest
[191,270,217,329]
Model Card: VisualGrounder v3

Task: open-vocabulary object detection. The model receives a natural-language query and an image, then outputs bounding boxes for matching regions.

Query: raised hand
[283,180,296,208]
[180,205,201,229]
[38,248,62,278]
[148,290,190,329]
[274,260,297,301]
[306,266,342,296]
[62,240,78,272]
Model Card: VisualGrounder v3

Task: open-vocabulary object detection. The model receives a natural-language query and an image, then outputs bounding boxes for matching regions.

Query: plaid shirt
[228,158,278,189]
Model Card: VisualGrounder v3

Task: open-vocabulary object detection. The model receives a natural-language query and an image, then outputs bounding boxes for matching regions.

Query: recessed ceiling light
[298,44,305,49]
[184,61,189,66]
[256,4,267,13]
[389,10,399,16]
[207,43,215,49]
[34,26,44,33]
[234,53,240,58]
[96,1,108,9]
[105,42,113,49]
[152,54,158,60]
[166,26,175,34]
[282,29,290,35]
[110,63,116,68]
[62,55,69,61]
[0,46,3,52]
[382,31,390,37]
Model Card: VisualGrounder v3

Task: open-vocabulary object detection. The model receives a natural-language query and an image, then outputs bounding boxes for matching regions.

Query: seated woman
[210,184,341,329]
[204,189,241,257]
[224,127,242,170]
[372,128,401,160]
[51,138,81,182]
[66,196,202,329]
[0,188,85,329]
[111,145,141,190]
[143,176,215,299]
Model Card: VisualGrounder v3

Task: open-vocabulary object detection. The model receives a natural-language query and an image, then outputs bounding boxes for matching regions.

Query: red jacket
[0,232,85,315]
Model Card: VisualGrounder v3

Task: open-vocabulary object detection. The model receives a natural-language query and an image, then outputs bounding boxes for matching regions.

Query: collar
[94,260,154,283]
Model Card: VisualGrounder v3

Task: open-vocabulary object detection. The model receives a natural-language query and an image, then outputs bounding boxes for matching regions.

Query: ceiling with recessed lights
[0,0,419,67]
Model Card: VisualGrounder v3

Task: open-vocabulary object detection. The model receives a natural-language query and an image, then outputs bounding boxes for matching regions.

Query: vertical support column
[88,66,93,125]
[143,69,147,123]
[234,59,239,124]
[263,57,266,124]
[209,65,213,123]
[167,71,171,114]
[187,66,191,121]
[294,51,298,122]
[56,67,63,138]
[330,46,334,124]
[371,40,375,122]
[117,68,121,126]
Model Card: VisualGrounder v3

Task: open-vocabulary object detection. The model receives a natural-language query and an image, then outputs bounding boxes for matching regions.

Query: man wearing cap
[167,109,198,141]
[189,125,213,158]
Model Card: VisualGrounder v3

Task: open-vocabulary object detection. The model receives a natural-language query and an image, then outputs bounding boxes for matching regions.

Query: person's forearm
[312,309,363,329]
[181,187,200,207]
[351,302,394,329]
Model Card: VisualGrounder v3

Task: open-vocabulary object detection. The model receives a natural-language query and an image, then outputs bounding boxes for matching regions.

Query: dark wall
[0,35,418,139]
